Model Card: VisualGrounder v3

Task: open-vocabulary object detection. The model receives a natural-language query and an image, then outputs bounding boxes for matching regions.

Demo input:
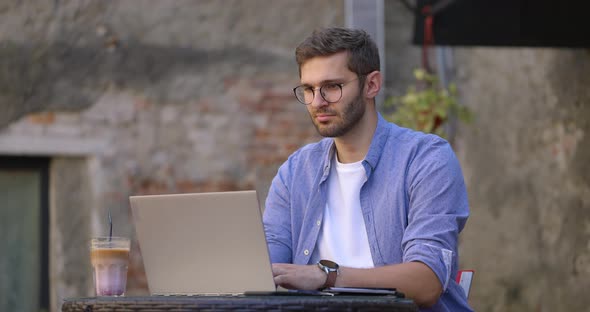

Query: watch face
[319,259,339,270]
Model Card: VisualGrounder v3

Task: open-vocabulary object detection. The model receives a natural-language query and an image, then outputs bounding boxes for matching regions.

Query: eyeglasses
[293,77,361,105]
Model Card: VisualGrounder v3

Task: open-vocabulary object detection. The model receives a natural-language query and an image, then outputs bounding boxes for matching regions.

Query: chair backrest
[456,270,475,298]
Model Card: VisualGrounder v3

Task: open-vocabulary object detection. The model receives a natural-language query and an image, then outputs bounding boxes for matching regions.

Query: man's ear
[364,71,382,99]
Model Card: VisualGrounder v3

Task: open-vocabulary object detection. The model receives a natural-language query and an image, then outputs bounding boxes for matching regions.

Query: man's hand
[271,263,326,290]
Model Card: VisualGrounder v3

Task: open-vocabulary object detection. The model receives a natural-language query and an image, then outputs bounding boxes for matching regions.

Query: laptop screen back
[130,190,276,295]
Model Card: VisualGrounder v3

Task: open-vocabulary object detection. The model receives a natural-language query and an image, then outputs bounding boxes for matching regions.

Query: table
[62,295,418,312]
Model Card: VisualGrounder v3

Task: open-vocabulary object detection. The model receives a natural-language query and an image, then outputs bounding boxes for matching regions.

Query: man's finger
[271,263,288,276]
[272,263,296,275]
[273,274,283,285]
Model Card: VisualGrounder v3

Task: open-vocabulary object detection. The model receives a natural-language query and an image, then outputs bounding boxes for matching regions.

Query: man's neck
[333,110,378,164]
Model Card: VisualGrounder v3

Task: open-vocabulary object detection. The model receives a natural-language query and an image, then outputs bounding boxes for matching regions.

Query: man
[263,27,472,311]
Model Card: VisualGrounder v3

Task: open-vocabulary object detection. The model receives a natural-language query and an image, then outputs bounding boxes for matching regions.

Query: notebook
[129,190,276,295]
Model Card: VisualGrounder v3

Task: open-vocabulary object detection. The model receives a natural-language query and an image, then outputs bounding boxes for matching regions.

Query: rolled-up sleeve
[401,137,469,290]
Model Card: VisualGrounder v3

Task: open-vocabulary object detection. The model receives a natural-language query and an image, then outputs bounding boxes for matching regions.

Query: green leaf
[382,68,473,138]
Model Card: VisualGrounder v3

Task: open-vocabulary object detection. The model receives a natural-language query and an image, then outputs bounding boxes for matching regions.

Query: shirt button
[316,220,321,226]
[304,249,310,256]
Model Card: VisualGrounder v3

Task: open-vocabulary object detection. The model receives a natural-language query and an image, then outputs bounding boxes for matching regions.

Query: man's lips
[315,113,336,122]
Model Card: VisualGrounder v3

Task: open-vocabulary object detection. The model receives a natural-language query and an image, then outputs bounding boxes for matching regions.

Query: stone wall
[2,1,590,312]
[0,1,341,311]
[0,0,343,127]
[382,3,590,309]
[49,158,94,308]
[454,48,590,311]
[383,1,421,100]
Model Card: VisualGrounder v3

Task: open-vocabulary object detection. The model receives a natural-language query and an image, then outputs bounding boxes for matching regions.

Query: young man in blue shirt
[263,27,472,311]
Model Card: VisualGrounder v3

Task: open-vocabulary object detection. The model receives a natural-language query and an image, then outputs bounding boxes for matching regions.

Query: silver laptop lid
[130,190,276,295]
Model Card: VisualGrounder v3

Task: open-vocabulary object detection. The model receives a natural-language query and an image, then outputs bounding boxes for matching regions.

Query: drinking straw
[108,209,113,241]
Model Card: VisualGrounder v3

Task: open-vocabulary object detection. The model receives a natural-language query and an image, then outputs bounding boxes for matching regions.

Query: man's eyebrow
[300,78,346,87]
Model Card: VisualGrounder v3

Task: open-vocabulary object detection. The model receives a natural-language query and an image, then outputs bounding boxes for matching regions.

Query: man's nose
[310,90,328,108]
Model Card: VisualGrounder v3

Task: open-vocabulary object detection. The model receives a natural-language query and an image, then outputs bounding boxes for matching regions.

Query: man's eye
[323,84,340,91]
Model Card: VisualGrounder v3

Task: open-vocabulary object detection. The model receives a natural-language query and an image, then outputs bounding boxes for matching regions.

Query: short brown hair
[295,27,380,77]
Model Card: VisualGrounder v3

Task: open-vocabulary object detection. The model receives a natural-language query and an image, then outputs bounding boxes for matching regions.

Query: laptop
[129,190,276,295]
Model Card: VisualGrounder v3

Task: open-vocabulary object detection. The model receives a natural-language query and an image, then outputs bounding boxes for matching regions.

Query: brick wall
[3,74,322,295]
[0,1,342,309]
[7,2,588,311]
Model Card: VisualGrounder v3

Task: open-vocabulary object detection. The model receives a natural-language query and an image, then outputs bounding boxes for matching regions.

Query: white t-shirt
[311,154,374,268]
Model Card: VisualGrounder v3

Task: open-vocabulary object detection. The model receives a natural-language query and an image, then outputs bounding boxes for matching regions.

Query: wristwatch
[317,259,339,289]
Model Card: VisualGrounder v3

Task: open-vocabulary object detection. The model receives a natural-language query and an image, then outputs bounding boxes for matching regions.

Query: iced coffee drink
[90,237,130,296]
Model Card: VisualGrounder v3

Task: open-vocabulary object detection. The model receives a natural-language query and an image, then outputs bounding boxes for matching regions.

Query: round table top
[62,295,419,312]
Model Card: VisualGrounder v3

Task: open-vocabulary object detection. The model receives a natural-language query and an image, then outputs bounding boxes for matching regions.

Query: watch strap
[323,270,337,288]
[318,260,339,289]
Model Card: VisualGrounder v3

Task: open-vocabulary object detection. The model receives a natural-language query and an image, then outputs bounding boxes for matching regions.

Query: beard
[308,91,366,138]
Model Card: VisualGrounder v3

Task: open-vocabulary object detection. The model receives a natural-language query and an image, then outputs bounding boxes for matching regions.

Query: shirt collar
[319,112,393,182]
[363,113,392,173]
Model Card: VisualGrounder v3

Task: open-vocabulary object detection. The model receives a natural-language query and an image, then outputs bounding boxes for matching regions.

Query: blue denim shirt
[263,113,472,311]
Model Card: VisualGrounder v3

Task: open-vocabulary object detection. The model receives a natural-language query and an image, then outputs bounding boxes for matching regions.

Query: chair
[456,270,475,298]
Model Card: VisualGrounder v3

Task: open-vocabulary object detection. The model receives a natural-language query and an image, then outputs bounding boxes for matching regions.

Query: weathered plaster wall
[0,0,342,127]
[383,1,421,100]
[2,1,589,312]
[454,48,590,311]
[49,157,94,308]
[0,1,341,311]
[382,3,590,309]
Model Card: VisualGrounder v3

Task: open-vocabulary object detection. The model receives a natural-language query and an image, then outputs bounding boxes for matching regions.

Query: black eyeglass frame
[292,76,363,105]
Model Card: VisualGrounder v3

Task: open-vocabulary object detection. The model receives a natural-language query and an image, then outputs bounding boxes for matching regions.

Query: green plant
[383,68,472,139]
